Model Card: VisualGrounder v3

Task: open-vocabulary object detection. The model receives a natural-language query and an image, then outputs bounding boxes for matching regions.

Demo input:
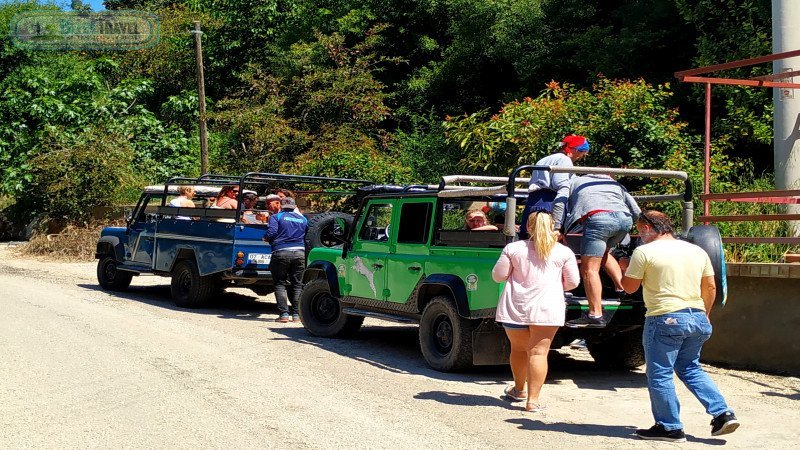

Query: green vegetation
[0,0,789,261]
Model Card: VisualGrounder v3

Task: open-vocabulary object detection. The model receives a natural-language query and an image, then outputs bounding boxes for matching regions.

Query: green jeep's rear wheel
[586,329,645,370]
[419,296,475,372]
[299,279,363,337]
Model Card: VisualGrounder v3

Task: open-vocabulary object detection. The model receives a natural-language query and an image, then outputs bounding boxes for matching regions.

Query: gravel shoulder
[0,245,798,448]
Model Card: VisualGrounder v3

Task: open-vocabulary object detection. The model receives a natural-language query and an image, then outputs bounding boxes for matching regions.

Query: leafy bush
[288,124,411,183]
[24,127,135,223]
[392,112,463,183]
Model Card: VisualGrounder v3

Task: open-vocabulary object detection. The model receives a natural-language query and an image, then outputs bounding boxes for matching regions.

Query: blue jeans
[581,211,631,257]
[643,309,732,430]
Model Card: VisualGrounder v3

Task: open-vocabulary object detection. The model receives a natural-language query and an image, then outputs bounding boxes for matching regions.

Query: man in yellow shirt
[622,210,739,442]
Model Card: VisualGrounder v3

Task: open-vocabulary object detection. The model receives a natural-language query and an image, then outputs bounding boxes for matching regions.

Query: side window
[439,200,508,231]
[132,195,154,223]
[440,201,468,231]
[358,203,393,241]
[397,202,432,244]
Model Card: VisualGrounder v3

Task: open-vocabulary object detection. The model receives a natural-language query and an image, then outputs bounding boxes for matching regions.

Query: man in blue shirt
[263,196,308,323]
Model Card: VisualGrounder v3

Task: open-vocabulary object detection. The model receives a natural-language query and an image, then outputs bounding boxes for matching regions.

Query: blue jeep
[95,173,371,307]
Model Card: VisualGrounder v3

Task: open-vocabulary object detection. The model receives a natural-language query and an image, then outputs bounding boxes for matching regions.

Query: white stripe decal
[156,233,232,244]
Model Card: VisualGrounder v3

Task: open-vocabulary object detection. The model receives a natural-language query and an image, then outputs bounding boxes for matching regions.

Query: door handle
[372,263,384,269]
[408,266,421,272]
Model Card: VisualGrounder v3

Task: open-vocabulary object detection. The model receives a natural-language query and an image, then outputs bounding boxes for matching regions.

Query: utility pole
[773,0,800,235]
[191,21,209,175]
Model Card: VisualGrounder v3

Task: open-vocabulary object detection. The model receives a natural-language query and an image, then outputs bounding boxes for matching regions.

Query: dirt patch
[17,221,123,262]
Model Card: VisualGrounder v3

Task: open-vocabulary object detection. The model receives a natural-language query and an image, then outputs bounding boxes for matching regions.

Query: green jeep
[298,165,727,372]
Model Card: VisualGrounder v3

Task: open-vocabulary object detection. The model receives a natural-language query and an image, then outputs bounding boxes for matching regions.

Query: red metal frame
[676,51,800,249]
[676,50,800,223]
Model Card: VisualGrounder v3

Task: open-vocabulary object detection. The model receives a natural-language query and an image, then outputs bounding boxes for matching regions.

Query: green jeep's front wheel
[419,296,476,372]
[299,279,364,337]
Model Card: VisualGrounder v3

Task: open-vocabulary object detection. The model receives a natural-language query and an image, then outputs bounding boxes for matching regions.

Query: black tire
[97,255,133,291]
[170,259,214,308]
[299,279,363,337]
[419,296,475,372]
[587,330,645,370]
[305,212,354,251]
[686,225,727,306]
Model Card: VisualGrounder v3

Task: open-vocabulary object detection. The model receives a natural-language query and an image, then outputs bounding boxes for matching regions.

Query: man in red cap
[519,134,590,239]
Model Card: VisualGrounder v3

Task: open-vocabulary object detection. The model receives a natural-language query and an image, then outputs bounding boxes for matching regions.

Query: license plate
[247,253,271,265]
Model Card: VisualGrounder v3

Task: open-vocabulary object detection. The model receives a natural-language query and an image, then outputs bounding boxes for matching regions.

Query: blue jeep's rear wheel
[170,259,214,308]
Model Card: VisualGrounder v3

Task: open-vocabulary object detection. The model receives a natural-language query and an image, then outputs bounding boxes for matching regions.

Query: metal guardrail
[436,165,693,239]
[698,190,800,245]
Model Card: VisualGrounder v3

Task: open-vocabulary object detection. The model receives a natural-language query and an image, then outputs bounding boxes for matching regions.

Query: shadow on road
[506,418,727,444]
[507,418,638,440]
[414,390,517,409]
[77,283,280,321]
[80,282,647,389]
[270,324,648,389]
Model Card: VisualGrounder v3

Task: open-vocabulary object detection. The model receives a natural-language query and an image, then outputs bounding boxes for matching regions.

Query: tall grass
[710,175,799,263]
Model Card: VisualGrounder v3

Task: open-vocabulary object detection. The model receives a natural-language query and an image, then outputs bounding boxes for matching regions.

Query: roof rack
[499,165,693,238]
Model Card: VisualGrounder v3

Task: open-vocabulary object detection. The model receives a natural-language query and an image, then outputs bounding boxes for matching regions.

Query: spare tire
[686,225,727,306]
[305,212,354,251]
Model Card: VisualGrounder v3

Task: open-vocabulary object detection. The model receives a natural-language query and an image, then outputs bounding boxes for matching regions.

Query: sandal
[503,385,527,402]
[525,402,546,412]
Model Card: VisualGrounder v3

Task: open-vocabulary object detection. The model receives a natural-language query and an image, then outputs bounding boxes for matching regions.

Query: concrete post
[773,0,800,235]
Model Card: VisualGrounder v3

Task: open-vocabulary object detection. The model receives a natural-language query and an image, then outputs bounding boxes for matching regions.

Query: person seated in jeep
[465,209,499,231]
[214,185,240,210]
[241,193,267,224]
[168,186,195,220]
[275,188,302,213]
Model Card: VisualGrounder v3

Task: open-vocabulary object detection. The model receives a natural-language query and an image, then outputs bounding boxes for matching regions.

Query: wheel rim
[103,260,117,282]
[177,269,192,295]
[432,313,454,354]
[310,291,340,325]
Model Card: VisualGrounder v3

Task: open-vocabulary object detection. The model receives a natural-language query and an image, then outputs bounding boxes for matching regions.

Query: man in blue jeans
[622,210,739,442]
[263,196,308,323]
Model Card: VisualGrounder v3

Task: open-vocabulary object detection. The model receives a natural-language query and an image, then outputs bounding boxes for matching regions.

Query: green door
[345,201,393,300]
[385,199,434,303]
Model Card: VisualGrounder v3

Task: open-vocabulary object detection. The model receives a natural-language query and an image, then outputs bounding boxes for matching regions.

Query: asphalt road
[1,245,798,448]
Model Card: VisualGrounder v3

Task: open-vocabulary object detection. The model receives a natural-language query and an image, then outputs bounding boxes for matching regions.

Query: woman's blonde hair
[527,211,557,260]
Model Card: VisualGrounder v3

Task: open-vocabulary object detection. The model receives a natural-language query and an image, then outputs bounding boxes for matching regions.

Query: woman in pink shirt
[492,211,580,412]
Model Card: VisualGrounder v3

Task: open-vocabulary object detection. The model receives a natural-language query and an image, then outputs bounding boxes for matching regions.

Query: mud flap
[472,319,510,365]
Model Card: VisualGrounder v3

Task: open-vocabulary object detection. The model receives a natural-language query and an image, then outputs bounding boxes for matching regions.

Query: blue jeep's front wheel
[97,256,132,291]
